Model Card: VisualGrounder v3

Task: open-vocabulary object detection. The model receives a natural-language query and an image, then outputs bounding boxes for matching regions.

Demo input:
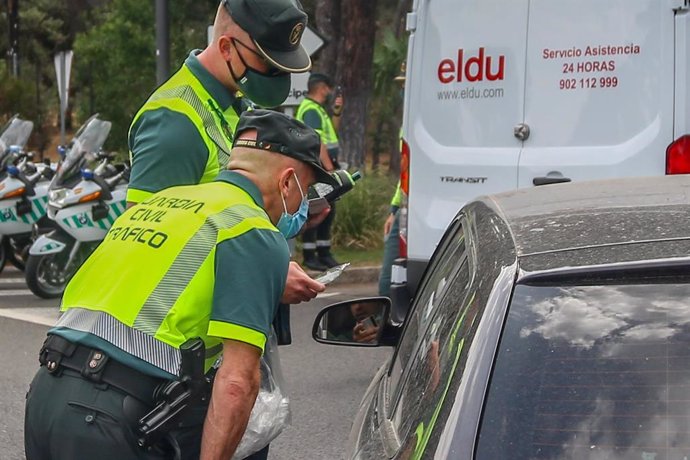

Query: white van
[394,0,690,301]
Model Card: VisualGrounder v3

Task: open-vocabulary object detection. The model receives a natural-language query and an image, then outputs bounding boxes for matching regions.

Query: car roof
[474,175,690,272]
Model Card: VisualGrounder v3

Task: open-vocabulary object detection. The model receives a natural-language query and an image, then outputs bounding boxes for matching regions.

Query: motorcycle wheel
[25,253,69,299]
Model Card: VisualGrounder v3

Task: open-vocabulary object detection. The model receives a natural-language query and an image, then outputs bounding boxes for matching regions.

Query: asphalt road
[0,265,391,460]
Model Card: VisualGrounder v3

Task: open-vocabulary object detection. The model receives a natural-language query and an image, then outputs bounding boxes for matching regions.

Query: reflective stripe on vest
[295,98,339,149]
[58,181,276,375]
[129,64,241,184]
[55,308,226,376]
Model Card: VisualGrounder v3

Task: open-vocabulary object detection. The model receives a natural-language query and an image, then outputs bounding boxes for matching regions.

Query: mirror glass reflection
[315,299,388,345]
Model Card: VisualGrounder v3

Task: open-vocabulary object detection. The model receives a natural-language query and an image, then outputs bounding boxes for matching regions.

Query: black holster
[273,303,292,345]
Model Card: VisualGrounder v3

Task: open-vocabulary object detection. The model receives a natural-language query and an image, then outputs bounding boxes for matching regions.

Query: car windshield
[52,116,111,189]
[476,280,690,460]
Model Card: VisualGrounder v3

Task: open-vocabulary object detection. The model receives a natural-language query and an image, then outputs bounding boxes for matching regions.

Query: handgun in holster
[137,337,212,448]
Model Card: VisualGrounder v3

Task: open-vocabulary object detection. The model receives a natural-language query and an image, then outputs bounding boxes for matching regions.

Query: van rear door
[517,0,675,186]
[406,0,529,263]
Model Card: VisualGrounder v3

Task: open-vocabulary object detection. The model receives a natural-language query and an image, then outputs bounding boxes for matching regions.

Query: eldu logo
[438,47,505,83]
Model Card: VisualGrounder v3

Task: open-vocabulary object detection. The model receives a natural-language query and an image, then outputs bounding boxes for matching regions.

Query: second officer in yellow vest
[296,73,343,270]
[25,110,339,460]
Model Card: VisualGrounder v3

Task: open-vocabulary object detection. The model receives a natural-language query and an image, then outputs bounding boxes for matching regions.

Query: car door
[376,217,482,459]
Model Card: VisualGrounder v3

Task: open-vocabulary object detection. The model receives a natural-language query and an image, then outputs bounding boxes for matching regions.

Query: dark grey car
[313,175,690,460]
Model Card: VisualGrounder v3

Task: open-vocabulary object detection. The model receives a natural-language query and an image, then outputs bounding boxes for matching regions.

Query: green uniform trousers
[378,214,400,297]
[24,367,205,460]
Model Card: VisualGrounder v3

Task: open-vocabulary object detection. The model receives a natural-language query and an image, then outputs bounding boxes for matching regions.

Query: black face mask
[325,90,336,108]
[226,39,291,108]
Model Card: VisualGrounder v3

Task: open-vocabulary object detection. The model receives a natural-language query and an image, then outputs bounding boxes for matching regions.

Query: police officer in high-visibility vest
[128,0,327,307]
[24,110,339,460]
[296,73,342,270]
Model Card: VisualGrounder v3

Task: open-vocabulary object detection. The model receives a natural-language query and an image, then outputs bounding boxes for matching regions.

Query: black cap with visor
[223,0,312,73]
[233,110,338,187]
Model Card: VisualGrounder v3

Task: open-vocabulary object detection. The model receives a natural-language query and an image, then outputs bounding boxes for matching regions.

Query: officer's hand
[303,206,331,231]
[383,213,395,236]
[281,261,326,304]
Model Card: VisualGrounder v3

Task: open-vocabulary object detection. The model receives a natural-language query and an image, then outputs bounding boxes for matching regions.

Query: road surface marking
[0,289,33,296]
[0,278,26,284]
[0,308,56,326]
[318,292,341,299]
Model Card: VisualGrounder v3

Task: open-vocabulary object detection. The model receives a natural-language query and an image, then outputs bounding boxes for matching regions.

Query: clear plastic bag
[232,330,291,459]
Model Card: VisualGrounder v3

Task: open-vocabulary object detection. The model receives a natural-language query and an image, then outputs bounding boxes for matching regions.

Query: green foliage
[372,29,407,100]
[0,0,79,153]
[368,28,407,172]
[0,63,49,152]
[332,172,397,250]
[72,0,156,155]
[72,0,218,154]
[0,64,36,117]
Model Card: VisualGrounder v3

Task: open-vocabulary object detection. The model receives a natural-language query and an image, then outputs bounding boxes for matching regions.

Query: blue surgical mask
[276,173,309,239]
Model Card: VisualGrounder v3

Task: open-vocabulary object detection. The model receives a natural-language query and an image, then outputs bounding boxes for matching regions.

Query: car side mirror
[312,297,391,347]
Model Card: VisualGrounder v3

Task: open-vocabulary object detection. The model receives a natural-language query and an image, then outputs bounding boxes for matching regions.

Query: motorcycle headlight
[48,188,68,208]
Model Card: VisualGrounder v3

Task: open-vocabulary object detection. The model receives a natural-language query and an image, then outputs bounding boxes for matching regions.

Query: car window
[388,219,466,398]
[392,260,476,458]
[476,281,690,460]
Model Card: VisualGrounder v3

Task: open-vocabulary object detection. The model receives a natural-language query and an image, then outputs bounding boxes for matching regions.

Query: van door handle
[514,123,530,141]
[533,176,572,186]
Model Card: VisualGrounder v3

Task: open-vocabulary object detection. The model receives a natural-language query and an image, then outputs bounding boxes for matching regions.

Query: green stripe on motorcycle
[34,199,45,215]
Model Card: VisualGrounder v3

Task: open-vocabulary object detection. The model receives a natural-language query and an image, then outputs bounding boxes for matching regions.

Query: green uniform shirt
[51,171,288,379]
[127,50,247,203]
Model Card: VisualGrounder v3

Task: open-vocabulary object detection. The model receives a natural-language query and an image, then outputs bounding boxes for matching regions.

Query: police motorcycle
[25,115,130,299]
[0,148,56,273]
[0,114,40,271]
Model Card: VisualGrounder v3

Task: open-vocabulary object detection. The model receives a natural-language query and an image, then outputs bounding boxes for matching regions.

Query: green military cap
[233,109,339,187]
[223,0,311,73]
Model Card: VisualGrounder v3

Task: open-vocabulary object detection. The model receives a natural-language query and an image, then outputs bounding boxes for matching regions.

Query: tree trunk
[372,119,384,171]
[313,0,340,77]
[394,0,412,38]
[336,0,377,169]
[389,125,401,176]
[389,0,411,175]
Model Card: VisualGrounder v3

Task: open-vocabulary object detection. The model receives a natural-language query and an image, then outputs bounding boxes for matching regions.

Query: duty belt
[39,334,165,405]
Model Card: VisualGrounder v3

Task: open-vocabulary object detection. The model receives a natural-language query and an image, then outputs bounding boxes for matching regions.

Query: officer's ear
[218,35,234,61]
[278,167,295,196]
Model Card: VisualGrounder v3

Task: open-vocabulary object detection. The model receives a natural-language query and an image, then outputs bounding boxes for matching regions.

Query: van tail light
[400,139,410,194]
[666,135,690,174]
[398,138,410,258]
